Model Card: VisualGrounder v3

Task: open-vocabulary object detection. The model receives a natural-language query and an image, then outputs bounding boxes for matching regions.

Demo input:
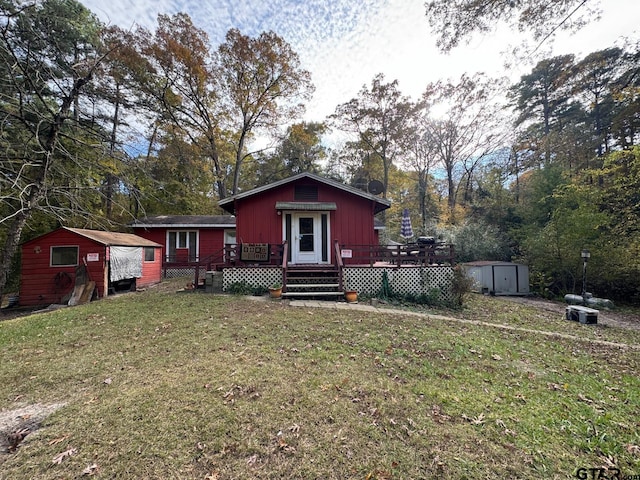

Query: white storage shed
[463,261,530,296]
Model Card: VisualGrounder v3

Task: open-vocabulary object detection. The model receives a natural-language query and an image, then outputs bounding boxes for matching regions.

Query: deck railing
[333,240,344,291]
[338,243,455,267]
[163,241,455,285]
[162,244,287,284]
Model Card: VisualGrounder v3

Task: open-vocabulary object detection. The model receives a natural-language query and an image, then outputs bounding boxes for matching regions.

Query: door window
[298,217,315,252]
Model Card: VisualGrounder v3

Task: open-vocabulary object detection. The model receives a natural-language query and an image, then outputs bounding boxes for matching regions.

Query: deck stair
[282,266,344,300]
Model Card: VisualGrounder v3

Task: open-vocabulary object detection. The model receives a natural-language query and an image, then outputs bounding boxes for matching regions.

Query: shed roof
[64,228,162,247]
[131,215,236,228]
[463,261,526,267]
[218,172,391,214]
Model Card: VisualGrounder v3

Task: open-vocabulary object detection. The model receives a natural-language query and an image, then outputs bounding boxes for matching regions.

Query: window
[167,231,198,261]
[51,246,78,266]
[144,247,155,262]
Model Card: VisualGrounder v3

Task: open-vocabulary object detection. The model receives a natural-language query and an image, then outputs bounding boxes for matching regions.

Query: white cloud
[82,0,639,124]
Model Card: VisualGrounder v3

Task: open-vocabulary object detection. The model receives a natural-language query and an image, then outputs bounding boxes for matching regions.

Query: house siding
[21,231,108,306]
[132,227,228,261]
[235,178,378,258]
[140,247,163,286]
[20,229,161,307]
[198,229,227,259]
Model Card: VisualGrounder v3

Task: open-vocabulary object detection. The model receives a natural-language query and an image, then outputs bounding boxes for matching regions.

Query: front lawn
[0,287,638,479]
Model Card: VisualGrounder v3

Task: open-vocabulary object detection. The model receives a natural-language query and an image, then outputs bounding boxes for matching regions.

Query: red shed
[218,172,390,265]
[20,227,162,306]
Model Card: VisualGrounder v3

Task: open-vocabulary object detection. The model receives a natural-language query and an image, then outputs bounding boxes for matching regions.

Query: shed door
[492,265,517,294]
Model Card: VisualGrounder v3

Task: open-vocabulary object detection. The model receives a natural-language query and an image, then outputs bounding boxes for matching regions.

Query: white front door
[292,213,321,264]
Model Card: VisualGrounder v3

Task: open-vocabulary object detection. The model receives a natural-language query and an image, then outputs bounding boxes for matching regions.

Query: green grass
[0,286,639,479]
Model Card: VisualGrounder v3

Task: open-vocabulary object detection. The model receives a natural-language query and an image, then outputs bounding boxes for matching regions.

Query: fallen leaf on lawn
[577,393,594,404]
[288,423,300,434]
[471,413,485,425]
[103,378,112,385]
[627,444,640,455]
[48,435,71,446]
[52,447,77,464]
[81,463,98,476]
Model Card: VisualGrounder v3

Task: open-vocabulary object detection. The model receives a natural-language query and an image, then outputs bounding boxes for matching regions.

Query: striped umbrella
[400,208,414,240]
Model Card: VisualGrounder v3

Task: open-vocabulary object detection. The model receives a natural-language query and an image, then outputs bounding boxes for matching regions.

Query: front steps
[282,266,344,300]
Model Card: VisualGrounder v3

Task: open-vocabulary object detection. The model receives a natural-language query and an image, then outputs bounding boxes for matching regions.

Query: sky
[80,0,640,124]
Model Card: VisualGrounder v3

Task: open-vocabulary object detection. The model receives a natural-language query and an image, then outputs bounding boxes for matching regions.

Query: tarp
[110,246,142,282]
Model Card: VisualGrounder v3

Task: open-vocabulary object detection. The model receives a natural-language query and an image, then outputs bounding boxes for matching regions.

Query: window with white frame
[167,231,197,261]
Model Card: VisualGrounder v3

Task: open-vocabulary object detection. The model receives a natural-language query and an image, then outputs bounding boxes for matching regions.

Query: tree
[596,146,640,237]
[421,74,507,222]
[424,0,599,52]
[251,121,326,186]
[401,125,440,232]
[94,26,146,220]
[510,54,576,165]
[330,74,418,199]
[215,28,314,196]
[572,47,628,158]
[0,0,112,300]
[130,13,231,201]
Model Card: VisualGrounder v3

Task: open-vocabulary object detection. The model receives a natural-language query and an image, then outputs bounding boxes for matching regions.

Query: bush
[450,265,473,307]
[226,281,266,296]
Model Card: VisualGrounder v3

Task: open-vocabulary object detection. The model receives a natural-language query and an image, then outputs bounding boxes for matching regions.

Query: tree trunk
[0,71,94,300]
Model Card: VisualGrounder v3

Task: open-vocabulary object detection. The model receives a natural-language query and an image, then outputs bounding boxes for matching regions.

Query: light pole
[581,249,590,304]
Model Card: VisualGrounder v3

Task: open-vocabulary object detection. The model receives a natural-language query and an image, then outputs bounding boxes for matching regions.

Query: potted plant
[268,283,282,299]
[344,289,358,303]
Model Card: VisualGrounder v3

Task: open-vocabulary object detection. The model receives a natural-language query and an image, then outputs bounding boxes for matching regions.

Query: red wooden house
[218,172,390,265]
[20,227,162,306]
[131,215,236,263]
[129,173,454,301]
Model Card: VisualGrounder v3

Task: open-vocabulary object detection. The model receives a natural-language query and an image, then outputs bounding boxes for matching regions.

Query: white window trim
[166,230,199,260]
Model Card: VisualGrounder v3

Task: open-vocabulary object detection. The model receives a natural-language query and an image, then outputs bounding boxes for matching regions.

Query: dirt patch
[499,296,640,331]
[0,402,66,455]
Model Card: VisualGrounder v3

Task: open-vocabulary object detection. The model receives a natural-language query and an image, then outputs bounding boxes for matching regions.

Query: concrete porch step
[282,291,344,297]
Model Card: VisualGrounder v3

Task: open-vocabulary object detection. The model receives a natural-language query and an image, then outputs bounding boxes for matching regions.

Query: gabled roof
[63,228,162,247]
[131,215,236,228]
[218,172,391,214]
[23,227,161,247]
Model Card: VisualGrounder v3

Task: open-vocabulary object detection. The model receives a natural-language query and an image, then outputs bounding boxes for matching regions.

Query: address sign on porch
[240,243,270,262]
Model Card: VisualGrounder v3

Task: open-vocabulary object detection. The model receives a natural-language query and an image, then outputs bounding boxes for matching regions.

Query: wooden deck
[162,241,456,289]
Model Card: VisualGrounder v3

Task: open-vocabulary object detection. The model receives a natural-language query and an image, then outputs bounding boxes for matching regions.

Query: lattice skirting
[222,267,282,291]
[164,267,195,279]
[343,266,454,302]
[219,266,453,302]
[163,267,210,280]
